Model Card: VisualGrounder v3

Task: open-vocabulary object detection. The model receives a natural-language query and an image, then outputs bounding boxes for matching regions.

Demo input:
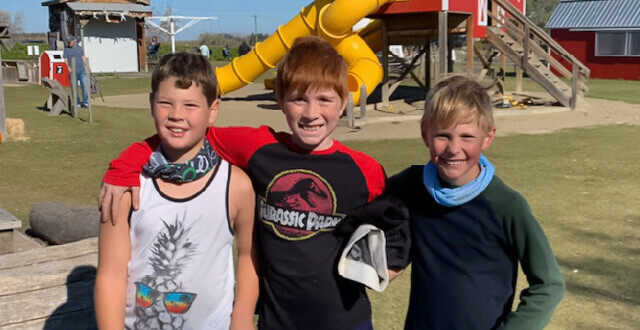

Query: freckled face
[281,88,345,152]
[422,121,496,186]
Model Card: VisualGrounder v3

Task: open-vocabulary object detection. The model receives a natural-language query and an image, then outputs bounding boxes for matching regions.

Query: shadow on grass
[222,91,275,102]
[222,92,280,111]
[221,84,427,109]
[555,219,640,307]
[366,84,426,104]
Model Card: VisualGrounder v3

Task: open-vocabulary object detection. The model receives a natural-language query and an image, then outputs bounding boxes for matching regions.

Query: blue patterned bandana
[142,140,219,183]
[423,154,495,207]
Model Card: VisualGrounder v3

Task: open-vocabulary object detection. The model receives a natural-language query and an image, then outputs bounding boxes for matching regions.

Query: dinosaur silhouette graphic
[270,178,329,210]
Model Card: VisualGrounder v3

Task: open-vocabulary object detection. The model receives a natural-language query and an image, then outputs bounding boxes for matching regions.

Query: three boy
[98,38,564,328]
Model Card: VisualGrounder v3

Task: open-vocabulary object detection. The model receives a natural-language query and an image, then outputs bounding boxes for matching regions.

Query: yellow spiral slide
[215,0,397,103]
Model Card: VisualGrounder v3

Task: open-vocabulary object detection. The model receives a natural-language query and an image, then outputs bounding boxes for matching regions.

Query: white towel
[337,224,389,292]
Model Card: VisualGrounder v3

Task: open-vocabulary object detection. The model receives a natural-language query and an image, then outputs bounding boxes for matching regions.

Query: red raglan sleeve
[102,135,160,187]
[339,145,387,202]
[363,160,386,202]
[102,125,273,186]
[210,125,275,171]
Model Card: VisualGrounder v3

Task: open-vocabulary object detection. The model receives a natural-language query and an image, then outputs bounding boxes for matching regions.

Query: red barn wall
[551,28,640,80]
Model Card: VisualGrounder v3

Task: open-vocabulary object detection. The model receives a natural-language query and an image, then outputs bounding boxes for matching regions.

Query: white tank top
[124,160,234,330]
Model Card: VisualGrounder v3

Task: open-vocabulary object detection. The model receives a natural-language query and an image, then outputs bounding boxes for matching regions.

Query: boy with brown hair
[387,75,565,329]
[99,36,407,330]
[94,52,258,329]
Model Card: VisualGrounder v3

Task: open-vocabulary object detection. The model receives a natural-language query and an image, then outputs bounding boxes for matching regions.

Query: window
[630,32,640,56]
[595,32,626,56]
[596,31,640,56]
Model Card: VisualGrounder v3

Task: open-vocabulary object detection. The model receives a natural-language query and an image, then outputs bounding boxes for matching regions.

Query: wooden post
[571,59,578,109]
[438,11,448,79]
[381,19,390,109]
[347,92,355,128]
[70,57,78,118]
[500,52,506,94]
[359,84,367,121]
[86,58,92,123]
[79,21,87,54]
[425,38,431,90]
[0,25,10,143]
[516,67,523,94]
[522,25,530,68]
[466,16,474,77]
[0,48,5,143]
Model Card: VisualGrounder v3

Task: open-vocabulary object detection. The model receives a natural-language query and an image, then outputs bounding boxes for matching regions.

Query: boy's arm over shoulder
[485,179,565,330]
[103,135,160,186]
[210,125,276,169]
[100,135,161,224]
[228,165,258,330]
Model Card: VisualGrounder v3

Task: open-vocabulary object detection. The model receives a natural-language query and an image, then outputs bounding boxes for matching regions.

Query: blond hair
[422,75,494,132]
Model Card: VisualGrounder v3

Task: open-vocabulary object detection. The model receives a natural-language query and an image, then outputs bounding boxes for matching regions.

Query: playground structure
[213,0,588,109]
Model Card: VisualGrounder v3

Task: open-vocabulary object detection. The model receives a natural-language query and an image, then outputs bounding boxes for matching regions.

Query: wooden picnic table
[0,237,98,329]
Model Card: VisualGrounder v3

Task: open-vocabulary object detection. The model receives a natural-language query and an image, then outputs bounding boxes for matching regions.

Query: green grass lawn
[1,77,638,328]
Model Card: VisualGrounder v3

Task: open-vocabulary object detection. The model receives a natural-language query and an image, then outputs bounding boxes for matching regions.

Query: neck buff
[142,140,219,183]
[423,154,495,207]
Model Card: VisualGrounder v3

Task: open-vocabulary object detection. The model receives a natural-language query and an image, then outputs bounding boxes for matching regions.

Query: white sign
[478,0,488,26]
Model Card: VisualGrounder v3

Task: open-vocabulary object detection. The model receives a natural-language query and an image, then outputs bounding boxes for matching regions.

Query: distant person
[238,40,250,56]
[148,36,160,59]
[199,41,210,59]
[63,35,90,108]
[387,75,565,329]
[222,44,230,60]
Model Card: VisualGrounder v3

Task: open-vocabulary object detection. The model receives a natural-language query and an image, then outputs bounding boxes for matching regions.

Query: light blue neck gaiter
[423,154,495,207]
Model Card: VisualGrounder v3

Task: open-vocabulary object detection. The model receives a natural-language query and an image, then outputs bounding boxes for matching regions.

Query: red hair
[275,36,348,104]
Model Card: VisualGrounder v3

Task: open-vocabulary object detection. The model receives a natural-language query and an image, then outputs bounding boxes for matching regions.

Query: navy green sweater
[387,165,564,330]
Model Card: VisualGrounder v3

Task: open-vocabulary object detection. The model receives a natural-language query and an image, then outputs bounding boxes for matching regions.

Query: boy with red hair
[99,36,408,330]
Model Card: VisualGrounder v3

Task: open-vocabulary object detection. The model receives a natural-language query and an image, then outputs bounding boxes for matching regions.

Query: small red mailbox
[39,50,70,87]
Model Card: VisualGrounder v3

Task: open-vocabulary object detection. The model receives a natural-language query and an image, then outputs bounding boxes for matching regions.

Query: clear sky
[1,0,312,40]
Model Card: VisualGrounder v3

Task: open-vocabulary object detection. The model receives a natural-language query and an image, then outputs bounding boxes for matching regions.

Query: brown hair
[275,36,348,104]
[422,75,494,132]
[151,52,218,106]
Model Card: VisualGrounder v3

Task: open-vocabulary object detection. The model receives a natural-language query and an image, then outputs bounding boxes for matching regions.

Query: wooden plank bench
[0,237,98,329]
[0,206,22,255]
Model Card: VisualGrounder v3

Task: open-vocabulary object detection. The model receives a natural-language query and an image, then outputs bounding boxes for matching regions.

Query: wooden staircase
[484,0,590,108]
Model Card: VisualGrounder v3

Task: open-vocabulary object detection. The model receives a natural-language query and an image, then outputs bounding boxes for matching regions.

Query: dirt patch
[93,83,640,141]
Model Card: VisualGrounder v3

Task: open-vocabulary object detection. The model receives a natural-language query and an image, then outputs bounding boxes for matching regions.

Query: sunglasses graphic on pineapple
[135,282,197,314]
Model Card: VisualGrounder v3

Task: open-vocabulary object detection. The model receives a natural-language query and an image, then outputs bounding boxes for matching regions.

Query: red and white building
[547,0,640,80]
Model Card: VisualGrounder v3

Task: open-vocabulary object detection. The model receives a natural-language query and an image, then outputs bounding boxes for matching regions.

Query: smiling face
[422,120,496,187]
[151,76,218,163]
[282,87,345,152]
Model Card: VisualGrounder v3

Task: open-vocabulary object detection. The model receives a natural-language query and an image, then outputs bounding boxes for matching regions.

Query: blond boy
[387,75,564,330]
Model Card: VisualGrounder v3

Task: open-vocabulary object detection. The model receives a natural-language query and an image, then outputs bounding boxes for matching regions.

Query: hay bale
[6,118,29,141]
